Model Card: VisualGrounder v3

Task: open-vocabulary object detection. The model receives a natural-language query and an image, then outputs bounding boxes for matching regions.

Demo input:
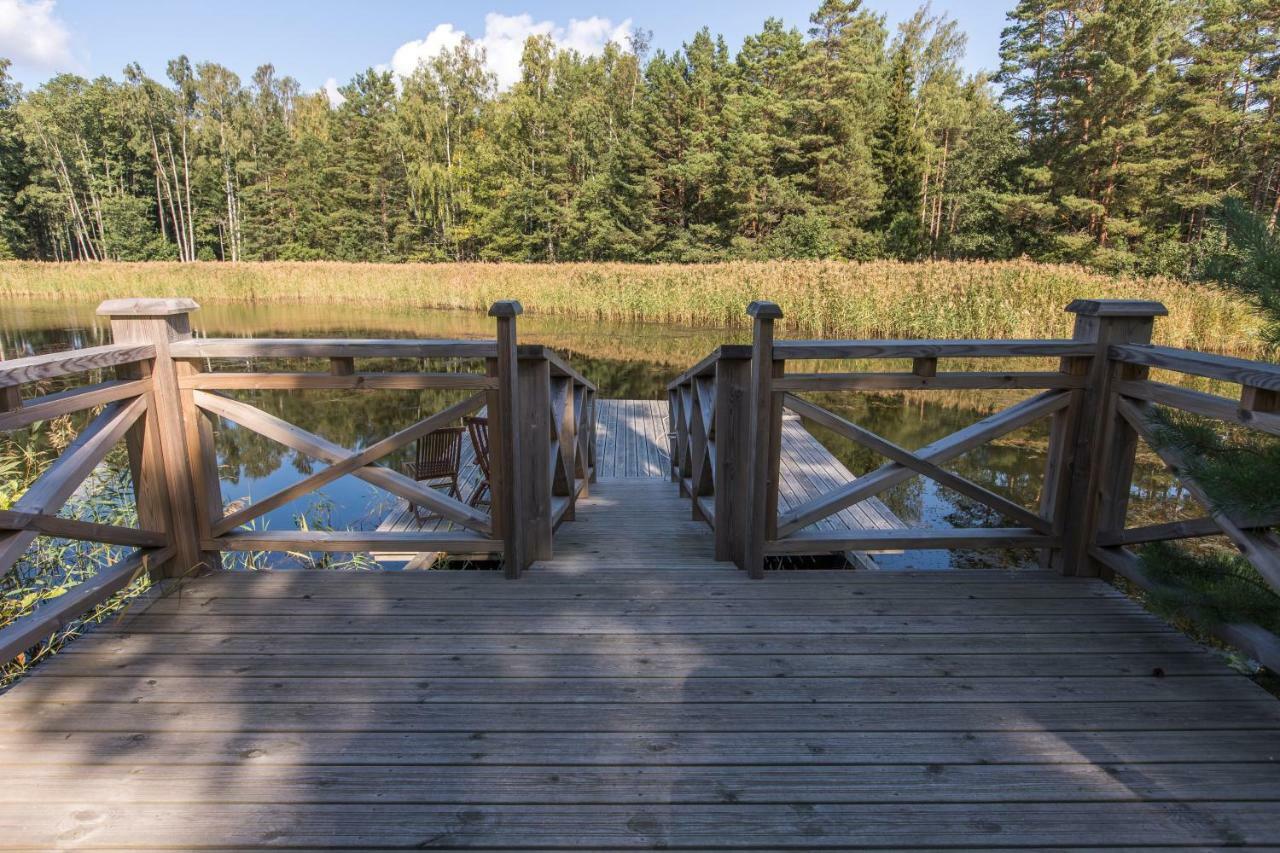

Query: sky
[0,0,1009,97]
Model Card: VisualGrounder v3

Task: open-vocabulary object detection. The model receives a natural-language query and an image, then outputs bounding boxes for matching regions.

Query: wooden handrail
[520,345,599,392]
[776,390,1069,538]
[665,292,1280,680]
[665,345,750,391]
[1110,343,1280,390]
[177,373,498,390]
[169,339,597,395]
[0,379,151,432]
[0,343,156,389]
[1114,378,1280,436]
[772,339,1096,360]
[773,371,1085,391]
[169,338,497,359]
[780,392,1052,533]
[206,392,489,537]
[0,547,169,665]
[668,298,1203,581]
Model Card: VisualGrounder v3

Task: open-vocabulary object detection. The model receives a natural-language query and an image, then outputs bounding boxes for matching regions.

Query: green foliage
[0,60,30,260]
[1202,199,1280,348]
[999,0,1278,272]
[0,427,150,681]
[1140,541,1280,635]
[1144,180,1280,653]
[874,37,925,258]
[1,1,1278,269]
[764,212,838,259]
[1148,407,1280,520]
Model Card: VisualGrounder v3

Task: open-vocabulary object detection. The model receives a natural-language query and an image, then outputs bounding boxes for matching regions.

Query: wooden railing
[1092,342,1280,669]
[1,338,170,664]
[1,297,595,662]
[669,298,1280,667]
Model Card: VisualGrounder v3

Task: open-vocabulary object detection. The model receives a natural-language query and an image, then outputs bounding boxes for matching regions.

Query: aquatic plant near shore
[0,259,1264,354]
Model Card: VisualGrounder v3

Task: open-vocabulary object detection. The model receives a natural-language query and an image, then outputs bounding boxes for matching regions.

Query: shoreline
[0,259,1263,355]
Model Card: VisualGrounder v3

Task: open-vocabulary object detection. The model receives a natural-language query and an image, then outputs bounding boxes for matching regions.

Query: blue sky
[1,0,1009,94]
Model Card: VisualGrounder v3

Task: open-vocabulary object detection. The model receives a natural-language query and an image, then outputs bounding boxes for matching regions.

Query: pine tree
[874,37,926,258]
[638,30,736,260]
[324,69,410,260]
[999,0,1177,269]
[567,38,657,260]
[238,65,299,259]
[722,17,804,253]
[794,0,886,256]
[1204,199,1280,346]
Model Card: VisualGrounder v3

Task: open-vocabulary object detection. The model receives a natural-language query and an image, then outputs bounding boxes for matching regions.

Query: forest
[0,0,1276,276]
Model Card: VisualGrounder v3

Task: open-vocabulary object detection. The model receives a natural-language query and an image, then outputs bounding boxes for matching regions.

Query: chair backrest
[466,417,490,478]
[415,426,464,475]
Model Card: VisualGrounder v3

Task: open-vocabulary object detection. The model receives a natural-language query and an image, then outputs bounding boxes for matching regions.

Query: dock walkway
[376,399,903,566]
[4,299,1280,849]
[3,509,1280,847]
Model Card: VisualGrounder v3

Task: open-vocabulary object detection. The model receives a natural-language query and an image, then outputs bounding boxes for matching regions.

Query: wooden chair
[402,426,464,519]
[465,416,491,507]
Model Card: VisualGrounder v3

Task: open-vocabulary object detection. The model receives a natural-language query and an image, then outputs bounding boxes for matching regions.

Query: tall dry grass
[0,259,1264,353]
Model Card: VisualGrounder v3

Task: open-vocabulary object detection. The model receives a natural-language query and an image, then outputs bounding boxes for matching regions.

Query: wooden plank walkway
[3,509,1280,848]
[775,409,904,542]
[376,399,903,566]
[595,398,671,479]
[5,398,1261,847]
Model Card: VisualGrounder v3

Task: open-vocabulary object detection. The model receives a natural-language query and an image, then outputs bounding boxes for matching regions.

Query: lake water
[1,299,1203,570]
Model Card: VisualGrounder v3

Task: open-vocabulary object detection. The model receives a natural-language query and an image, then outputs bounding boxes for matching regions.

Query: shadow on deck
[2,481,1279,847]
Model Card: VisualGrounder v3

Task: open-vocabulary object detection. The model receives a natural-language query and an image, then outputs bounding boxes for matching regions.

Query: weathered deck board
[8,802,1280,848]
[9,762,1280,805]
[2,473,1278,848]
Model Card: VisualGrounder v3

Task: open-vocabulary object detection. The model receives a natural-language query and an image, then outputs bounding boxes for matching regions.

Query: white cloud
[322,76,345,107]
[389,23,467,80]
[0,0,73,69]
[559,16,633,57]
[387,12,633,90]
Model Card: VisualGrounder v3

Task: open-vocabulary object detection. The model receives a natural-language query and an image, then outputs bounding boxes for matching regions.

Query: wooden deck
[3,503,1280,848]
[376,399,903,566]
[9,297,1280,847]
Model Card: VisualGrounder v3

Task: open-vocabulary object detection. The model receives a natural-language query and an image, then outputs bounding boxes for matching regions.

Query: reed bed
[0,259,1264,354]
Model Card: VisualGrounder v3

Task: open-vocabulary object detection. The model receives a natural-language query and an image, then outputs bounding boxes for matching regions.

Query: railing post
[1044,299,1167,577]
[744,301,783,579]
[586,386,598,485]
[489,300,526,578]
[518,355,553,562]
[672,383,691,486]
[714,352,751,565]
[552,375,576,522]
[97,298,220,578]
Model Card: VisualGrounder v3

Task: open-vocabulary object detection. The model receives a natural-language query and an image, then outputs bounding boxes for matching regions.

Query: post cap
[96,297,200,317]
[746,300,783,320]
[488,300,524,318]
[1065,299,1168,318]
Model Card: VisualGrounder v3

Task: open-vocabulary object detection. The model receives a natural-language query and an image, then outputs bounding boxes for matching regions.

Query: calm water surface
[1,299,1200,570]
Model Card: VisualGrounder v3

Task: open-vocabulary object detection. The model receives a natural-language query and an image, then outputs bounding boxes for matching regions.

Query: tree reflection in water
[1,302,1207,571]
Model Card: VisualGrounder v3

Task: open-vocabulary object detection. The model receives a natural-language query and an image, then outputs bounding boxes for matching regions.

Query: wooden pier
[375,399,904,568]
[5,533,1280,847]
[2,296,1280,849]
